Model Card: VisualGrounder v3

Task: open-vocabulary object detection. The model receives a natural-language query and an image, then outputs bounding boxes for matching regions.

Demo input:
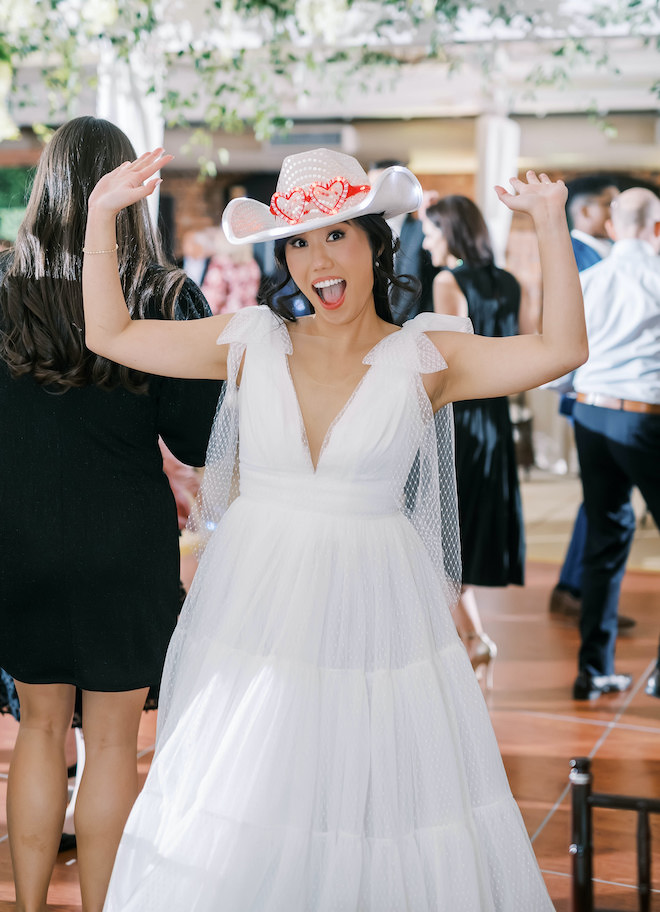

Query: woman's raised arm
[83,149,231,381]
[426,171,587,409]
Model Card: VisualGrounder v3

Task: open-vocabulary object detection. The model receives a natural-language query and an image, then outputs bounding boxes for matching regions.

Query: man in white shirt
[549,176,626,625]
[572,187,660,699]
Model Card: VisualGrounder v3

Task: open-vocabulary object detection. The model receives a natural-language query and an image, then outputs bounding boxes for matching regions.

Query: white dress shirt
[182,255,208,288]
[573,238,660,404]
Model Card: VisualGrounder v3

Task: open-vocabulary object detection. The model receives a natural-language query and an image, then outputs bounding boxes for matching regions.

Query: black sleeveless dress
[451,264,525,586]
[0,277,221,692]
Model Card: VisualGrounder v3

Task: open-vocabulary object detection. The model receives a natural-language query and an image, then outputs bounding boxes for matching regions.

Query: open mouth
[312,278,346,309]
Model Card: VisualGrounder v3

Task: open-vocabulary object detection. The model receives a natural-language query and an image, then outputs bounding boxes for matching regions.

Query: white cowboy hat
[222,148,423,245]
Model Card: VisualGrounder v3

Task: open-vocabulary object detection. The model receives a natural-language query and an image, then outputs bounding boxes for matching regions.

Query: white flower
[0,60,13,98]
[0,0,41,33]
[80,0,119,31]
[296,0,348,43]
[0,105,20,143]
[0,62,19,142]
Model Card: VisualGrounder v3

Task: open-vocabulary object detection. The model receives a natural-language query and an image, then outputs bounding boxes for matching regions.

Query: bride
[83,147,585,911]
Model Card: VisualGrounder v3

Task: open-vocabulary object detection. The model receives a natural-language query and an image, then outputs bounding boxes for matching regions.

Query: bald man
[572,187,660,699]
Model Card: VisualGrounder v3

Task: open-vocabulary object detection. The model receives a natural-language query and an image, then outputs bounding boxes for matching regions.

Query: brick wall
[163,170,241,260]
[418,173,475,198]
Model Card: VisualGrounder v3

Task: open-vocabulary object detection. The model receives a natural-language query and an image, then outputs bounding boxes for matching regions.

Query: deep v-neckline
[282,325,397,474]
[284,352,372,474]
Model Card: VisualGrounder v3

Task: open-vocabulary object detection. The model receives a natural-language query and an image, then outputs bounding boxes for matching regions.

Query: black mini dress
[451,264,525,587]
[0,277,221,692]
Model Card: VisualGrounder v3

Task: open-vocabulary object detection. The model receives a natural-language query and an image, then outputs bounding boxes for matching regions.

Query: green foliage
[0,166,32,241]
[0,167,32,206]
[0,0,658,148]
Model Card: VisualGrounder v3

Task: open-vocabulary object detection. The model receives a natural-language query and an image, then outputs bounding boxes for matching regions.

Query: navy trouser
[557,502,587,596]
[556,394,586,596]
[574,402,660,676]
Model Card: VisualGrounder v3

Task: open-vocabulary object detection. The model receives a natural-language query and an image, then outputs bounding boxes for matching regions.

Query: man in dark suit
[180,229,213,287]
[368,159,436,324]
[566,175,620,271]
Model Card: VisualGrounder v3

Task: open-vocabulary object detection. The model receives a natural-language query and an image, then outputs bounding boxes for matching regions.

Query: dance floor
[0,474,658,911]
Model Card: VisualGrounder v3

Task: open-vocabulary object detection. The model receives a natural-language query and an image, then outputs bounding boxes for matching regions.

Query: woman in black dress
[0,117,220,912]
[422,195,525,688]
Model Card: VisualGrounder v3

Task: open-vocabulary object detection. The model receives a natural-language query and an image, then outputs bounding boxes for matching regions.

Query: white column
[96,43,165,223]
[475,114,521,266]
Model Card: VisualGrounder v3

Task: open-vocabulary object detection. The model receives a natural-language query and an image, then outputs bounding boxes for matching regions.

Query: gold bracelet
[82,243,118,255]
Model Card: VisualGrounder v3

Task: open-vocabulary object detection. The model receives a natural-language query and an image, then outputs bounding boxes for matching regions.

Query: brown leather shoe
[548,586,636,630]
[549,587,581,618]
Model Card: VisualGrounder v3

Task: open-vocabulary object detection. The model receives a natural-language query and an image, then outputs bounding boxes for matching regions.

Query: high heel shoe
[466,632,497,691]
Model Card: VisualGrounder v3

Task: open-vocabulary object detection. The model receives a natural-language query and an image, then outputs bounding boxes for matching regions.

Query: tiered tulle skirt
[103,495,553,911]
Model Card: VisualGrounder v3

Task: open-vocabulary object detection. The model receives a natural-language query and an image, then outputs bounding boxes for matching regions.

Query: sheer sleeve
[365,311,474,644]
[186,306,290,555]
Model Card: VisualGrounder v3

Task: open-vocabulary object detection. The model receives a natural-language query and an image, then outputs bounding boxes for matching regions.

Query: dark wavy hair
[260,213,419,324]
[425,196,494,268]
[0,116,188,392]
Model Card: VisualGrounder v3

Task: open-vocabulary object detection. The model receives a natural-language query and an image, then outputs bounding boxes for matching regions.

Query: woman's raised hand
[87,149,173,217]
[494,170,567,220]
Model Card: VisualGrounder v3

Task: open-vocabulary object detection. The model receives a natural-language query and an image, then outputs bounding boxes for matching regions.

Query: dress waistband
[239,464,398,516]
[576,392,660,415]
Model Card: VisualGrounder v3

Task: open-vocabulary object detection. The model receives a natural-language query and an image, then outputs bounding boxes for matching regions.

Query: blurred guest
[181,228,215,287]
[0,116,221,912]
[547,176,635,627]
[422,195,524,688]
[200,227,260,315]
[0,669,20,719]
[159,440,202,531]
[571,188,660,699]
[369,158,436,323]
[567,175,620,271]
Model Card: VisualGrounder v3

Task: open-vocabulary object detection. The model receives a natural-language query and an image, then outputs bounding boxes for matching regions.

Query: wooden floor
[1,476,658,911]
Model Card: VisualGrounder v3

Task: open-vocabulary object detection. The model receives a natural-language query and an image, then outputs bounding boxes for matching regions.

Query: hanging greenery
[0,0,658,145]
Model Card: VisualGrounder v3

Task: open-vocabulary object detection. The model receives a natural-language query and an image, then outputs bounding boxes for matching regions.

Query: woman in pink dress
[200,228,261,315]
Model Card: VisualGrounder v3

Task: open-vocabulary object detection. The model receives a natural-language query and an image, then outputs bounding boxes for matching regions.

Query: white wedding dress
[103,306,554,912]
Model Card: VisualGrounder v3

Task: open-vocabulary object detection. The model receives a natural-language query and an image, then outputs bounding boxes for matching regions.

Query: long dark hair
[261,213,419,324]
[0,116,188,392]
[425,196,494,268]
